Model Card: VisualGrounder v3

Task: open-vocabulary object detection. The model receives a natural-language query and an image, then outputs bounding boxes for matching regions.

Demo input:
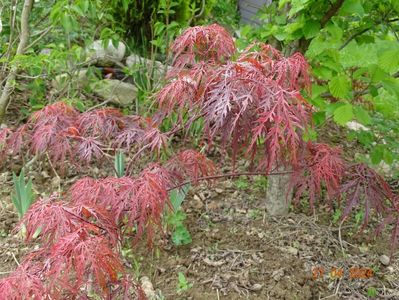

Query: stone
[51,69,91,91]
[40,48,52,55]
[271,269,284,281]
[87,40,126,66]
[90,79,137,107]
[215,188,224,194]
[140,276,156,299]
[346,121,370,131]
[286,246,299,256]
[379,254,390,266]
[126,54,169,82]
[250,283,263,291]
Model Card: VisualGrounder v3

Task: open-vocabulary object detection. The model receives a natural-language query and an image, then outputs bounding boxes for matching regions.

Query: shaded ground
[0,170,398,299]
[132,181,399,299]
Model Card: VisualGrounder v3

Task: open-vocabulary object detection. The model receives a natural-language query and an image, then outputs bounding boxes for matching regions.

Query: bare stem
[0,0,34,122]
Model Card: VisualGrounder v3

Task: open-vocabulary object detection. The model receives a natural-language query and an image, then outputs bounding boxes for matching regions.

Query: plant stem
[0,0,34,123]
[167,170,293,191]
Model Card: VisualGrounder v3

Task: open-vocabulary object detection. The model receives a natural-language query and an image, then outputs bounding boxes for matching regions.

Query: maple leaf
[46,231,124,297]
[166,149,216,184]
[171,23,236,69]
[340,163,392,229]
[77,108,125,140]
[0,259,48,300]
[290,142,345,208]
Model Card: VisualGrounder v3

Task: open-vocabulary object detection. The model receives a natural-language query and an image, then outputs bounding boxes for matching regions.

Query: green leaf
[353,106,371,125]
[371,145,384,164]
[302,20,320,39]
[383,149,394,165]
[340,0,364,15]
[382,78,399,98]
[329,75,351,99]
[61,14,73,33]
[333,103,353,125]
[172,224,192,246]
[313,111,326,126]
[169,184,190,211]
[378,49,399,74]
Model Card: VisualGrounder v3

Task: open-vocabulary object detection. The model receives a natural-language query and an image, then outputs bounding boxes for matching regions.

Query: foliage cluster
[239,0,399,172]
[0,23,398,298]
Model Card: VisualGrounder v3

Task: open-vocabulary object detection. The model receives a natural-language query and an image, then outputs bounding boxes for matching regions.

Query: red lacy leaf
[171,23,236,69]
[128,164,175,245]
[290,142,345,208]
[69,176,135,223]
[75,136,104,163]
[340,163,392,229]
[47,231,123,297]
[166,149,216,184]
[18,195,118,247]
[0,259,48,300]
[77,108,125,140]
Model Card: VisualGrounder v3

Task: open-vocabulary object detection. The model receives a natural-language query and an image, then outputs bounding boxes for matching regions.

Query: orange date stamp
[312,266,374,280]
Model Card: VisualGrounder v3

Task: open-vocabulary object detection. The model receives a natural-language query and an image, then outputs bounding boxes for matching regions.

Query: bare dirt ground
[1,171,398,300]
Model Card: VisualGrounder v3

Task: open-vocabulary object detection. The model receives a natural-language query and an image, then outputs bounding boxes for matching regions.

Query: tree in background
[239,0,399,174]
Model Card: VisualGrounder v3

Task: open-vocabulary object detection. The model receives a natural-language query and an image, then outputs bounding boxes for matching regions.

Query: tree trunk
[0,0,34,123]
[265,166,293,215]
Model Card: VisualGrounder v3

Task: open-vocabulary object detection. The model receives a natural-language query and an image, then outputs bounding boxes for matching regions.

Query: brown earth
[0,170,398,299]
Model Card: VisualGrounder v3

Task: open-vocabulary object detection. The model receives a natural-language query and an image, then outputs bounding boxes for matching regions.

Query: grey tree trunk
[265,167,293,215]
[0,0,34,123]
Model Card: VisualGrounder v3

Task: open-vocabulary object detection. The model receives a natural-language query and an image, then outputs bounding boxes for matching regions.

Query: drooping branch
[320,0,345,28]
[297,0,345,53]
[167,170,294,191]
[0,0,34,122]
[320,71,399,99]
[340,18,399,50]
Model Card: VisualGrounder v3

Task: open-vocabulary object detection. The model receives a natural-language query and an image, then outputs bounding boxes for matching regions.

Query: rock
[140,276,156,299]
[126,54,169,82]
[40,48,52,55]
[215,188,224,194]
[52,69,91,91]
[286,246,299,256]
[346,121,370,131]
[250,283,263,291]
[272,269,284,281]
[90,79,137,107]
[192,195,204,210]
[379,254,390,266]
[87,40,126,66]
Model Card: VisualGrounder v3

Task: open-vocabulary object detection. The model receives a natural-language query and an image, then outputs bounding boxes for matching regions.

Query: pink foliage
[171,23,236,69]
[340,163,392,228]
[290,143,345,208]
[0,259,48,300]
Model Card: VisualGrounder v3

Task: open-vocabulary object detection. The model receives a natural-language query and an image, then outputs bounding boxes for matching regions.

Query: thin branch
[321,71,399,99]
[320,0,345,28]
[297,0,345,52]
[340,18,399,50]
[339,27,371,50]
[0,0,34,122]
[167,170,294,191]
[25,25,53,50]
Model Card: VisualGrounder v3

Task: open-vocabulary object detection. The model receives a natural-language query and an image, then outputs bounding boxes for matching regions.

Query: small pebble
[379,254,390,266]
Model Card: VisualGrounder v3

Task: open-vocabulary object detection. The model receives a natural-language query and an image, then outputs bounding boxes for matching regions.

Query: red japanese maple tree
[0,24,398,299]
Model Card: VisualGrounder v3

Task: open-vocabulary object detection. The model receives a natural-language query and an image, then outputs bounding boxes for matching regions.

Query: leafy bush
[1,23,399,298]
[238,0,399,169]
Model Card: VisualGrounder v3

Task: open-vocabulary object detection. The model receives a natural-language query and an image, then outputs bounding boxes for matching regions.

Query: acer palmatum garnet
[1,24,398,298]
